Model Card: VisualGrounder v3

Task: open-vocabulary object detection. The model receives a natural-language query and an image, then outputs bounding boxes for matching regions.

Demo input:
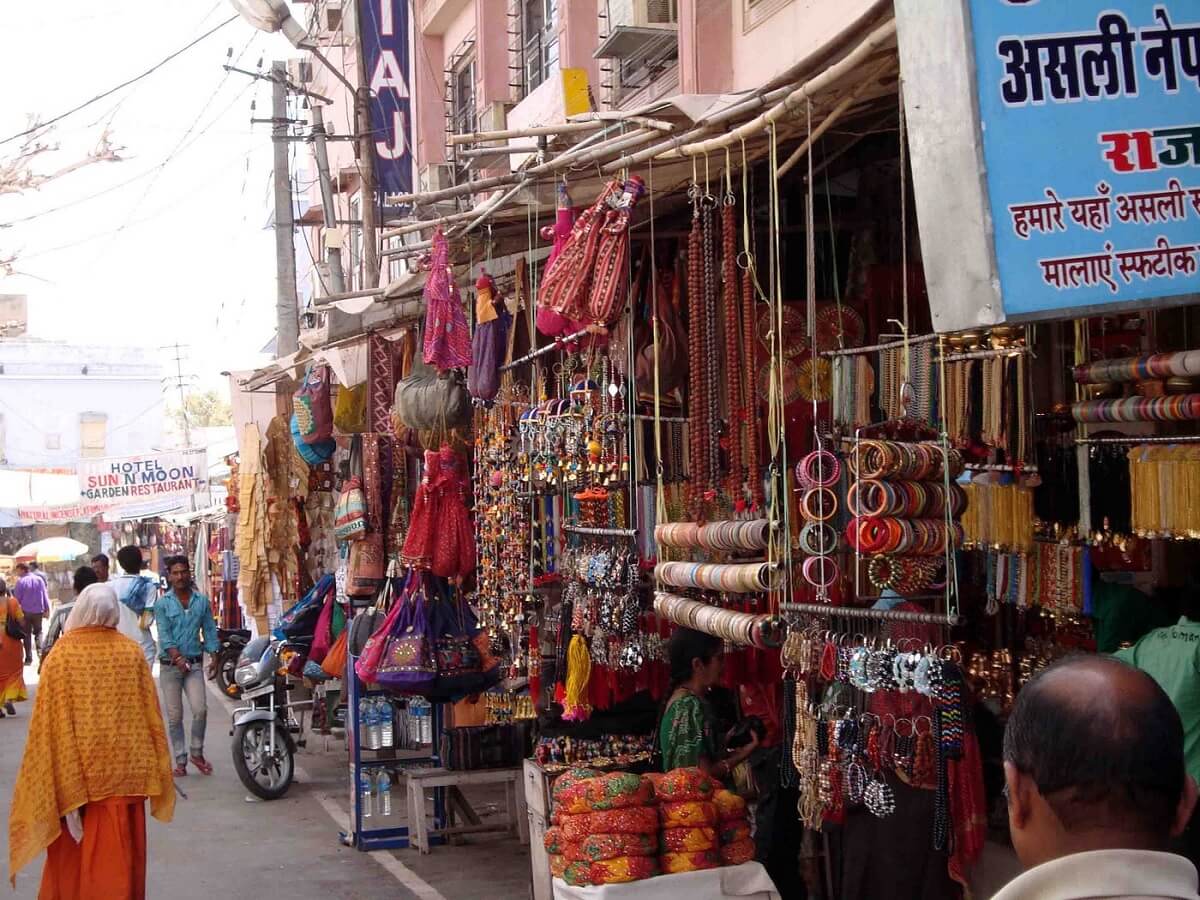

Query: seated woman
[659,628,758,778]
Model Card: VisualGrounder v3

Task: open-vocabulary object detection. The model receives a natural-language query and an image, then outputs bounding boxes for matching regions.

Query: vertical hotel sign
[971,1,1200,318]
[359,0,413,196]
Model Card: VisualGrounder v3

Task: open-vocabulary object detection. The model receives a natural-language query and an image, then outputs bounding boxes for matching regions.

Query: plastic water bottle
[377,769,393,816]
[359,770,373,818]
[358,698,371,744]
[420,700,433,745]
[369,699,384,750]
[380,700,394,748]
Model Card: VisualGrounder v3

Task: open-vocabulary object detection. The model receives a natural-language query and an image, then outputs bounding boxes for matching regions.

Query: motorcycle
[230,636,310,800]
[211,627,250,697]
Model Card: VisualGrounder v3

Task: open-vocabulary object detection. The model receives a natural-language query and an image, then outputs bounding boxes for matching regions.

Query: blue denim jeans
[159,664,207,763]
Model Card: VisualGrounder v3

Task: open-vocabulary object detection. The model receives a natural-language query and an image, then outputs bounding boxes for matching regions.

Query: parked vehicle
[229,636,309,800]
[210,627,250,697]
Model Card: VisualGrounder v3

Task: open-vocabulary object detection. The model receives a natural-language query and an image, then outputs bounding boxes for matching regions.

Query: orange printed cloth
[654,767,717,803]
[659,800,718,829]
[720,838,756,866]
[719,819,752,845]
[713,789,748,821]
[548,831,658,863]
[554,771,654,815]
[551,768,603,802]
[661,850,721,874]
[550,855,569,879]
[589,856,659,884]
[560,806,659,842]
[8,626,175,886]
[659,826,718,854]
[563,861,594,887]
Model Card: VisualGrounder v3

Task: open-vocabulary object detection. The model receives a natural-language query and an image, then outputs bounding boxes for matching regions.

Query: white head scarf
[64,583,121,632]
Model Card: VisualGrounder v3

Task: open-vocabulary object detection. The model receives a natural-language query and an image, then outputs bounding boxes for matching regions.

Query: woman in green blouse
[659,628,759,777]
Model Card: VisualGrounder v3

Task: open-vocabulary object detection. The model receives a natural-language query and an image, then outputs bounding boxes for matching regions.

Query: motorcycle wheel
[232,720,294,800]
[216,649,240,697]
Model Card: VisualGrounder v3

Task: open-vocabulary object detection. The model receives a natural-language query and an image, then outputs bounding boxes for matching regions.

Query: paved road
[0,660,532,900]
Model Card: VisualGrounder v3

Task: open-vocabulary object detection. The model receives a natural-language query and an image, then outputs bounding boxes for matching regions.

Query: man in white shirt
[109,545,159,666]
[995,655,1200,900]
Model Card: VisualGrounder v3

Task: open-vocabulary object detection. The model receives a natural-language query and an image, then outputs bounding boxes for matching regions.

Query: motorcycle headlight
[234,663,258,686]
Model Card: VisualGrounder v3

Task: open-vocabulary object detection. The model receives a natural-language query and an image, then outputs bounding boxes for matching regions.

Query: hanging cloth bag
[537,181,621,321]
[467,272,513,403]
[375,581,437,695]
[422,228,472,371]
[273,574,336,640]
[586,176,646,325]
[334,436,368,542]
[293,364,334,444]
[354,570,410,683]
[320,630,349,679]
[334,383,368,433]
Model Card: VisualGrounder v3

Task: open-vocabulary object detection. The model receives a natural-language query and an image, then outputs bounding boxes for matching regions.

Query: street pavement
[0,660,533,899]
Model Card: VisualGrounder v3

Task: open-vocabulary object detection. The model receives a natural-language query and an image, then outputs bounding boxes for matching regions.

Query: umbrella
[14,537,90,563]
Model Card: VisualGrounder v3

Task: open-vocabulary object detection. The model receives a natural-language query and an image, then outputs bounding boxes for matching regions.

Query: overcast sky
[0,2,302,389]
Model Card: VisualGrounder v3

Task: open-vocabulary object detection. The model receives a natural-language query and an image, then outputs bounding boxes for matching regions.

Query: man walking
[110,545,158,666]
[91,553,109,583]
[12,563,48,665]
[157,555,218,776]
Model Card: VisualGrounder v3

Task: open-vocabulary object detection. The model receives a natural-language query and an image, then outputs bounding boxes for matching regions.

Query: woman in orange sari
[0,579,25,717]
[7,583,175,899]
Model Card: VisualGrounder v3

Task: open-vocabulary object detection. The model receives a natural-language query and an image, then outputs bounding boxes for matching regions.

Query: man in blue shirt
[12,562,49,665]
[157,554,218,776]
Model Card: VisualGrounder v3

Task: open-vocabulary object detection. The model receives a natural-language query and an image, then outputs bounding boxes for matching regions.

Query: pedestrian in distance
[994,654,1200,900]
[7,583,175,899]
[0,579,25,718]
[110,545,159,666]
[91,553,110,583]
[27,561,47,584]
[11,562,48,666]
[156,554,218,777]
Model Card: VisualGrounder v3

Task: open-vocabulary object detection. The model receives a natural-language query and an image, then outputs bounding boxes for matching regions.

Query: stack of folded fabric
[714,788,755,866]
[652,768,722,874]
[546,769,661,886]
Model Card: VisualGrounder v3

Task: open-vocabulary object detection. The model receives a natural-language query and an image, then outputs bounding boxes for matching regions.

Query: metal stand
[780,601,964,627]
[345,653,446,851]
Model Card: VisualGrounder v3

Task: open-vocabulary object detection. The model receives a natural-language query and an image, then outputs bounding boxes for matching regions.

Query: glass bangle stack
[795,449,841,598]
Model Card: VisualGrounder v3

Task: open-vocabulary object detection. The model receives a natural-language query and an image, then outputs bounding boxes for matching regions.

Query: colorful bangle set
[795,450,840,488]
[847,479,968,519]
[1072,350,1200,385]
[846,440,964,482]
[799,521,838,556]
[655,561,781,593]
[654,519,770,552]
[845,517,964,557]
[866,556,942,593]
[796,450,841,590]
[653,591,783,648]
[1071,394,1200,423]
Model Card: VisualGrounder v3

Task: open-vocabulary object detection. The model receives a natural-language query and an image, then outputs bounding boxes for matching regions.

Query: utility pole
[163,343,193,449]
[310,105,347,295]
[353,4,380,289]
[272,60,300,356]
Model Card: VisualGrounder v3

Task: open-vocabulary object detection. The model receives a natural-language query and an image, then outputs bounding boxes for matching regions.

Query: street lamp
[228,0,310,47]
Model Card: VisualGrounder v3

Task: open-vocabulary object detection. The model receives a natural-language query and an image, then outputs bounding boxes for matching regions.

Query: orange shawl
[7,626,175,884]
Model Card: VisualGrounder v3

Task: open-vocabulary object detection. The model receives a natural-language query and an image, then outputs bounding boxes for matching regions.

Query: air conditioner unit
[325,0,343,32]
[288,59,314,85]
[419,164,459,193]
[476,101,513,134]
[595,0,679,59]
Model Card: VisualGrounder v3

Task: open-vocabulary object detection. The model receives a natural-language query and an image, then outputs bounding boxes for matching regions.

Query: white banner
[15,501,112,523]
[78,449,208,506]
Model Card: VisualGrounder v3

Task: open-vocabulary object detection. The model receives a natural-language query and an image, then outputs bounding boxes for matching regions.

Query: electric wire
[0,15,238,147]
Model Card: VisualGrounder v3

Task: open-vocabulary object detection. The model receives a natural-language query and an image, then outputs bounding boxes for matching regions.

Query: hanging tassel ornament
[562,634,593,721]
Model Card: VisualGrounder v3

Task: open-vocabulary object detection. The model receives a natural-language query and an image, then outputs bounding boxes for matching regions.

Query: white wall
[0,340,164,468]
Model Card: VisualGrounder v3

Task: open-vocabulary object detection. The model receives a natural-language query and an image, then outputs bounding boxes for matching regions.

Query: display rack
[344,653,446,851]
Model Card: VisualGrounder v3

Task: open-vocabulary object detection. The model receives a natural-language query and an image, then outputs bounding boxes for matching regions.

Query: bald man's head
[1004,655,1186,840]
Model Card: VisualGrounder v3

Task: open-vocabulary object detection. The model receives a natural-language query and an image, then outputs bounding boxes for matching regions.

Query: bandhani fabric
[720,839,756,866]
[654,766,718,803]
[660,850,721,875]
[589,856,659,884]
[719,819,751,845]
[659,800,718,829]
[563,860,594,887]
[552,768,603,804]
[659,694,718,772]
[8,626,174,885]
[659,826,718,854]
[564,833,657,863]
[560,806,659,842]
[0,598,27,704]
[554,771,653,815]
[550,855,568,879]
[422,229,471,371]
[713,789,748,822]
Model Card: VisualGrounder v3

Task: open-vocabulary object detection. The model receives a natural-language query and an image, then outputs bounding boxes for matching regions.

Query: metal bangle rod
[939,347,1031,363]
[963,462,1039,473]
[499,328,593,371]
[563,525,639,537]
[634,414,688,422]
[1075,434,1200,445]
[780,601,964,627]
[820,333,938,358]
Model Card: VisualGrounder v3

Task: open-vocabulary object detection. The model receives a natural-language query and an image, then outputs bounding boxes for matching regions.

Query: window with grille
[451,57,477,138]
[80,413,107,459]
[521,0,558,95]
